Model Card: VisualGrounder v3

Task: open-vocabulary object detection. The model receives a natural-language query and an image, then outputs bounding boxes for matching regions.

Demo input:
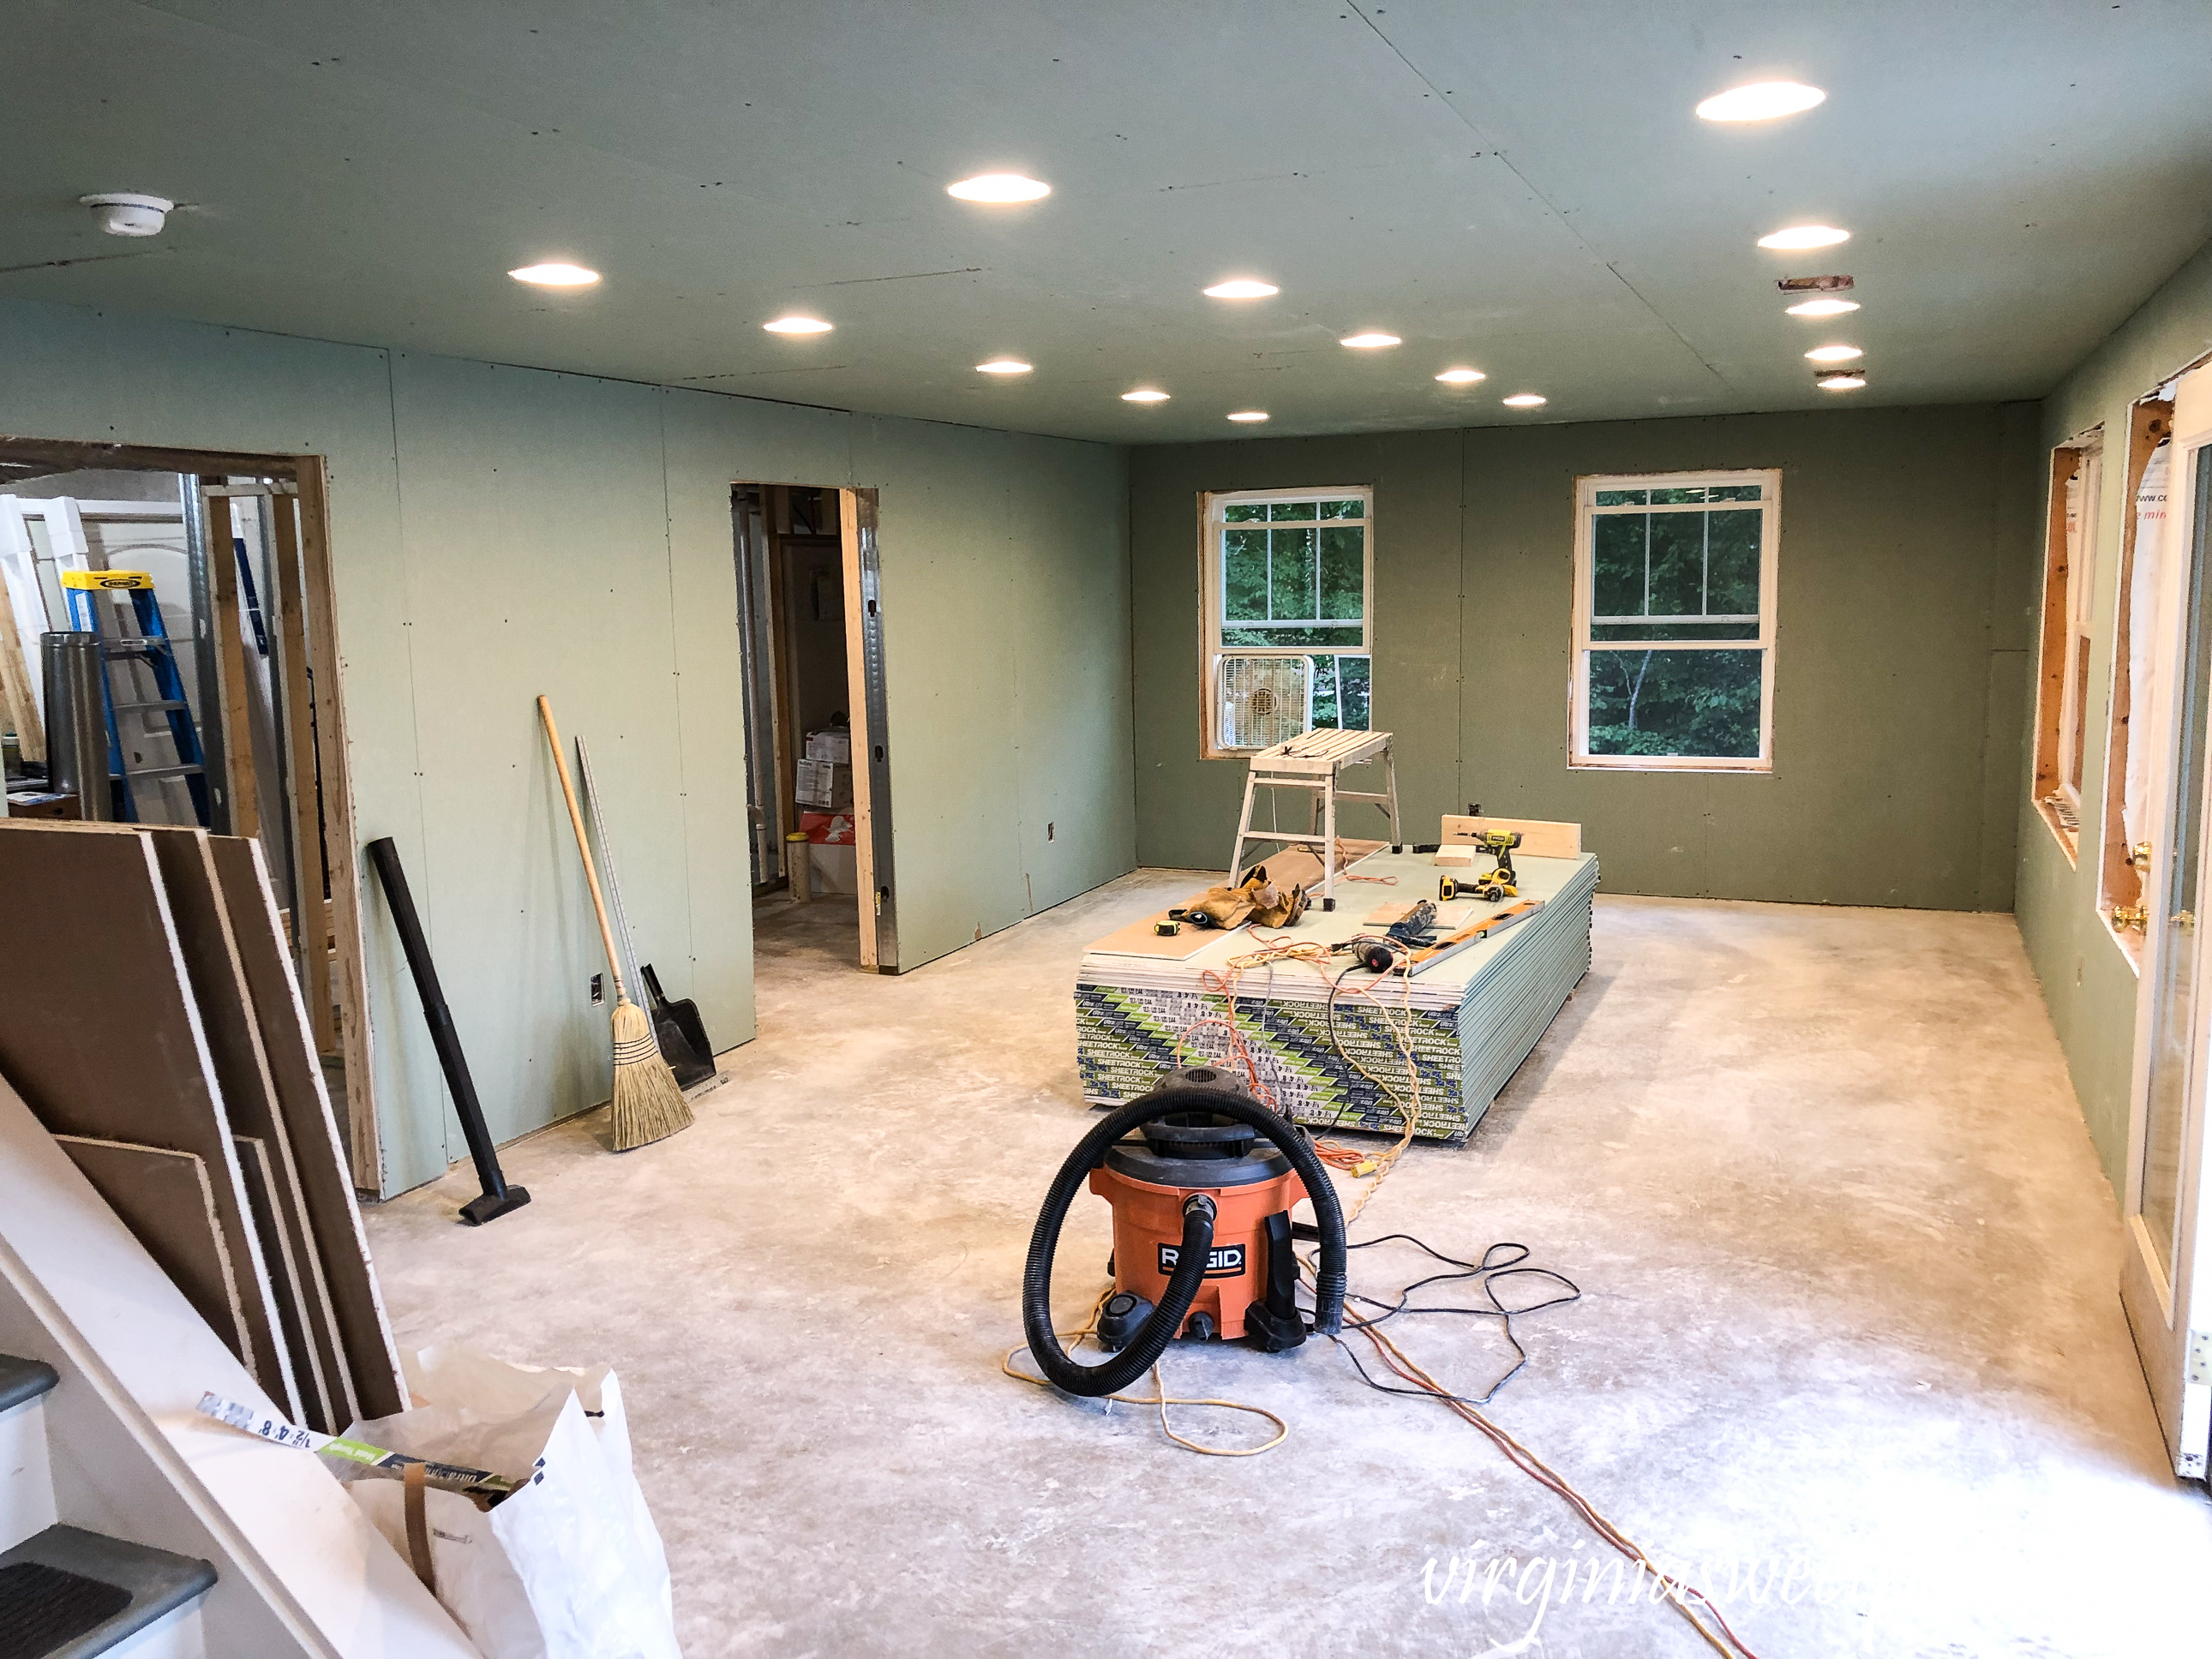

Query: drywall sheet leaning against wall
[0,822,292,1408]
[207,833,405,1421]
[138,824,329,1429]
[51,1135,248,1362]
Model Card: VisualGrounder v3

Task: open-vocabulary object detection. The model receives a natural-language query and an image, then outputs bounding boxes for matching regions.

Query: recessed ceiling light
[1815,370,1867,391]
[1696,81,1826,123]
[1502,393,1547,408]
[1204,279,1280,300]
[1759,225,1850,251]
[946,173,1051,203]
[1805,344,1863,362]
[1340,332,1400,349]
[976,359,1033,374]
[1436,368,1487,385]
[1786,297,1861,318]
[509,262,600,287]
[1122,388,1170,403]
[1226,410,1270,422]
[764,315,832,334]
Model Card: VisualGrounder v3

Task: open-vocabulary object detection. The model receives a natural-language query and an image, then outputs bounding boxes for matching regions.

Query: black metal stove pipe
[366,836,531,1225]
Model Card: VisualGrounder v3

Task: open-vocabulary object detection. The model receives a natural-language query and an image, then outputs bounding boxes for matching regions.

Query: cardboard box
[794,758,853,811]
[807,842,859,895]
[805,728,853,765]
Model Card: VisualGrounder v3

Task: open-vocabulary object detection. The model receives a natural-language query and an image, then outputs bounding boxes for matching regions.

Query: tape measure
[60,569,157,590]
[1154,919,1182,937]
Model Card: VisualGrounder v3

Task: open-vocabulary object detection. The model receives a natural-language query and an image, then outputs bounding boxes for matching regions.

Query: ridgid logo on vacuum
[1158,1242,1247,1279]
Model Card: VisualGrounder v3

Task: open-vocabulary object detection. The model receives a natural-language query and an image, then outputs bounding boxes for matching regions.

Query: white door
[2122,364,2212,1480]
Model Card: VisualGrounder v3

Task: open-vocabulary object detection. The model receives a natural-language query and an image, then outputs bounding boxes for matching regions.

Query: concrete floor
[366,874,2212,1658]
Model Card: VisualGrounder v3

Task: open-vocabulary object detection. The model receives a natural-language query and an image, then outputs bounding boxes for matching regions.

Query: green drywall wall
[2014,236,2212,1195]
[1130,404,2041,909]
[0,296,1133,1195]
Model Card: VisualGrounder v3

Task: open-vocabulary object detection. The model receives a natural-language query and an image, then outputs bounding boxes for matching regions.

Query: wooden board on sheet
[1441,815,1583,859]
[1086,911,1235,961]
[207,833,406,1421]
[0,822,290,1401]
[136,825,313,1427]
[54,1135,248,1363]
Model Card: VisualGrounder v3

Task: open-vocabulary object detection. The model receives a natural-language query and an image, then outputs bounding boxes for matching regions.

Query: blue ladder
[59,569,212,826]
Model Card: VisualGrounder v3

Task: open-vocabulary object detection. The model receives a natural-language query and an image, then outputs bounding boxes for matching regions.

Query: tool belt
[1188,864,1309,930]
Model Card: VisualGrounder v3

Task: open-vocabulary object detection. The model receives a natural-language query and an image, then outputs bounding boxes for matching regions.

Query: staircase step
[0,1525,214,1659]
[0,1357,57,1417]
[1,1356,60,1556]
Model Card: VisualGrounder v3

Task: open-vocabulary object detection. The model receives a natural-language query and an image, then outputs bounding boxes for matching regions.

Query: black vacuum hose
[1020,1085,1349,1398]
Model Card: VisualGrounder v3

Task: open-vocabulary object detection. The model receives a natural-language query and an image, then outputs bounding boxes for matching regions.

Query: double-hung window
[1571,469,1780,770]
[1202,488,1371,755]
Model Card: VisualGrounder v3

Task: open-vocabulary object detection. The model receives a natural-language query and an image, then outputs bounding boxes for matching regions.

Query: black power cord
[1294,1229,1582,1406]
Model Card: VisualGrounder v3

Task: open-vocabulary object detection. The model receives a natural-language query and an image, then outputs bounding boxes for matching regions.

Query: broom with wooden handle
[537,694,693,1151]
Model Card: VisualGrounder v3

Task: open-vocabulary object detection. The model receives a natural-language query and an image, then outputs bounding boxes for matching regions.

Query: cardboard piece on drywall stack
[207,833,405,1422]
[0,823,296,1412]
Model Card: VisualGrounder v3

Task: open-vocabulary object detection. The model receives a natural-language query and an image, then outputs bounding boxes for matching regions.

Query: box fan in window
[1220,656,1310,751]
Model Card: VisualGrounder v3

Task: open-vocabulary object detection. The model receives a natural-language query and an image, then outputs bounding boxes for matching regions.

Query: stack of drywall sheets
[1076,848,1598,1142]
[0,820,405,1433]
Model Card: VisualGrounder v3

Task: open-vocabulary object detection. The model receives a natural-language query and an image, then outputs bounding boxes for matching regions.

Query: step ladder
[1228,726,1400,911]
[59,571,211,827]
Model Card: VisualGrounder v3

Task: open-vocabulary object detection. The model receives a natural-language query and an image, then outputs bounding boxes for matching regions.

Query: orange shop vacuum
[1021,1068,1348,1396]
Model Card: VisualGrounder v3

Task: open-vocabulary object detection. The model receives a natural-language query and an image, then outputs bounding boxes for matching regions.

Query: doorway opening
[0,438,377,1188]
[732,482,897,973]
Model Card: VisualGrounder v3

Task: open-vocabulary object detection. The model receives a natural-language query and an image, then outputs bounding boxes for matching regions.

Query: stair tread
[0,1561,130,1659]
[0,1356,57,1416]
[0,1525,215,1659]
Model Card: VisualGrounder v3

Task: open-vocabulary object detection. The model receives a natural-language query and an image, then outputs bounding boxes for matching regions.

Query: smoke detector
[79,193,173,237]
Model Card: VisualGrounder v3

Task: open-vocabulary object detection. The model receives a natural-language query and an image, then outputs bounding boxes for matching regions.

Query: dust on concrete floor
[365,875,2212,1658]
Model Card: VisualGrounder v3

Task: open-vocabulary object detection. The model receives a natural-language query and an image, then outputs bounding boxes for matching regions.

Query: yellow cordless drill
[1468,830,1521,902]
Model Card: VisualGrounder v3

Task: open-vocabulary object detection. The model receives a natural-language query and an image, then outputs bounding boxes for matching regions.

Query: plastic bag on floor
[339,1345,680,1659]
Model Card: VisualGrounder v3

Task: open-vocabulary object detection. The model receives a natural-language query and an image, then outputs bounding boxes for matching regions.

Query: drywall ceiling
[7,1,2210,444]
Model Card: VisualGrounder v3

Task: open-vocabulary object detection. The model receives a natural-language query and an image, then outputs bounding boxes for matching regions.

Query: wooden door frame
[0,435,380,1191]
[2119,374,2212,1481]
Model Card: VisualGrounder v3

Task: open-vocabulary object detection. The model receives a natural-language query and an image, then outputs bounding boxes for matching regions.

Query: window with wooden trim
[1570,470,1779,771]
[2101,397,2177,957]
[2034,437,2105,858]
[1200,488,1371,756]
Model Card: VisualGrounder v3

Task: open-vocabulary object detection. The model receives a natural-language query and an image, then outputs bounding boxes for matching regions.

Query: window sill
[2101,910,2144,976]
[1568,758,1772,775]
[2032,796,2081,868]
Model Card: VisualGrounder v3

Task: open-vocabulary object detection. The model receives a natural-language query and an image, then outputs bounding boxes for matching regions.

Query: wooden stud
[2033,446,2086,811]
[270,492,339,1059]
[2100,401,2175,943]
[292,458,381,1191]
[1440,815,1584,859]
[839,486,878,967]
[206,491,260,840]
[765,488,800,883]
[0,574,43,767]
